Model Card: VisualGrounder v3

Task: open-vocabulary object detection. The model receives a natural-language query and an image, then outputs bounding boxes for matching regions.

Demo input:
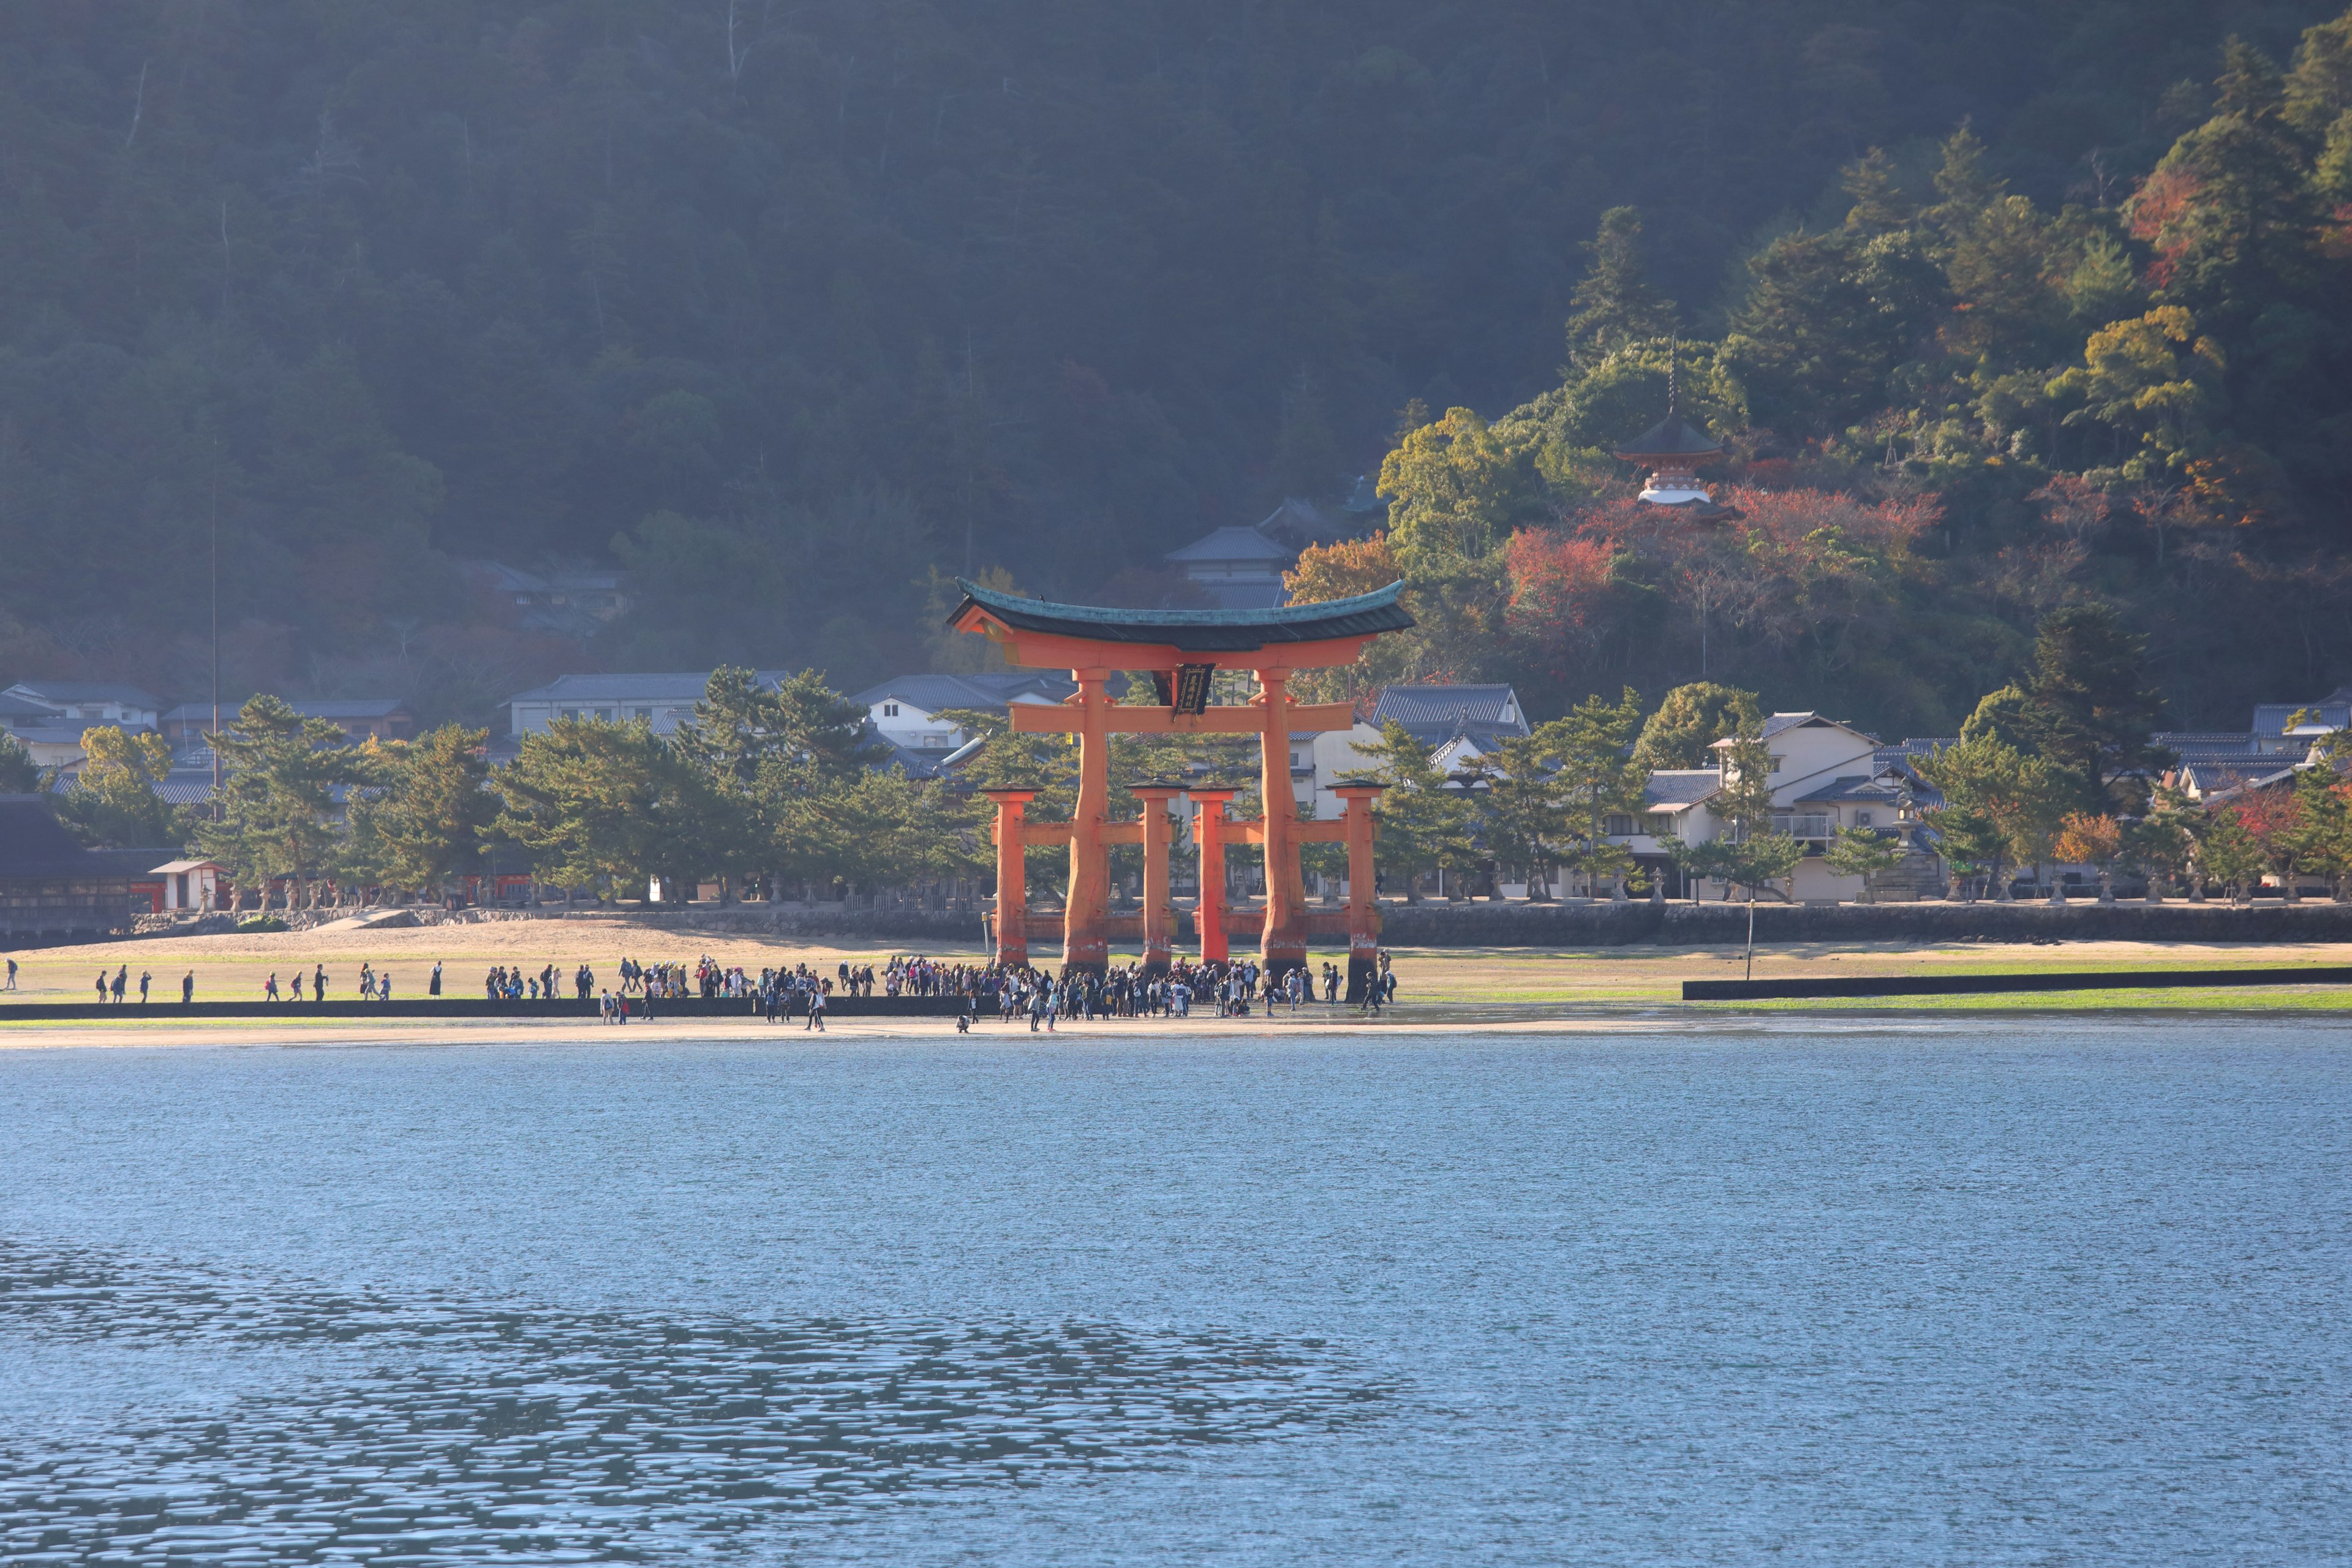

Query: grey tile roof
[1795,774,1910,804]
[4,680,162,709]
[507,671,791,704]
[851,672,1075,712]
[2177,760,2301,797]
[0,796,124,878]
[1164,524,1295,564]
[1373,684,1525,731]
[2253,698,2352,734]
[0,691,60,721]
[1642,769,1721,809]
[1743,712,1880,744]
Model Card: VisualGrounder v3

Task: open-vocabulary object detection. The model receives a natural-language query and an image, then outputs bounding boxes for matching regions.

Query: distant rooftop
[1164,524,1297,565]
[3,680,160,709]
[851,672,1074,714]
[508,671,791,704]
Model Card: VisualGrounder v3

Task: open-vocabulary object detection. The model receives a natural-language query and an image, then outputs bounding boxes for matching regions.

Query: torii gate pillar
[1189,788,1237,965]
[1131,785,1183,974]
[983,788,1036,969]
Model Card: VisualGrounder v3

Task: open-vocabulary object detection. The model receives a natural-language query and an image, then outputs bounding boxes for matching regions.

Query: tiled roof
[507,671,791,704]
[1643,769,1721,810]
[951,579,1411,651]
[0,691,59,720]
[2179,760,2299,798]
[1794,774,1910,804]
[1164,524,1295,564]
[1732,712,1880,744]
[851,672,1074,713]
[2253,699,2352,734]
[0,796,124,878]
[1373,684,1525,731]
[1876,739,1955,763]
[4,680,162,709]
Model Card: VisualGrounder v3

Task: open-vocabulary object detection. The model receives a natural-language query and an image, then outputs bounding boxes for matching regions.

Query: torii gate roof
[947,578,1413,654]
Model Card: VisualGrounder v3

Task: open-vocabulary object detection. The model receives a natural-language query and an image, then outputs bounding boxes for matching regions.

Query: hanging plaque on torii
[948,579,1414,995]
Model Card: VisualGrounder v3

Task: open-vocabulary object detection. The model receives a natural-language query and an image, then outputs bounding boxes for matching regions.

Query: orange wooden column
[1061,669,1114,974]
[983,788,1035,968]
[1189,788,1235,963]
[1334,784,1385,1002]
[1254,669,1309,977]
[1131,786,1182,974]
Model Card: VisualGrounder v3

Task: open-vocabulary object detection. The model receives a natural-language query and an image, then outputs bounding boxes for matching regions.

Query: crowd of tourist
[984,952,1395,1030]
[127,948,1401,1023]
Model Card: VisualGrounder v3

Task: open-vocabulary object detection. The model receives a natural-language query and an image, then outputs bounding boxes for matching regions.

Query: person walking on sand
[4,956,15,990]
[291,968,305,1001]
[181,971,194,1004]
[429,961,442,998]
[314,964,328,1001]
[94,970,107,1003]
[806,986,826,1031]
[264,973,279,1002]
[138,969,151,1003]
[110,965,127,1004]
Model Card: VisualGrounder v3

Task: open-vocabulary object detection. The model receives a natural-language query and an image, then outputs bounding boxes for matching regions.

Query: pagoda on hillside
[1614,358,1739,521]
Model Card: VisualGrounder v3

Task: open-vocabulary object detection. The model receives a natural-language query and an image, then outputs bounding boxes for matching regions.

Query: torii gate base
[952,579,1415,986]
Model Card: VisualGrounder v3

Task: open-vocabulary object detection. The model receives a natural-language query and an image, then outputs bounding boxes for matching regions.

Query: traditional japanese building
[1615,366,1738,519]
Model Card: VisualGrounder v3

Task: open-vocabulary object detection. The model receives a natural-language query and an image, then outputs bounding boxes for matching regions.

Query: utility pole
[209,450,221,814]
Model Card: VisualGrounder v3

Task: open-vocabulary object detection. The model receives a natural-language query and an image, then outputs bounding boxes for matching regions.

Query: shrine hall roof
[949,578,1414,652]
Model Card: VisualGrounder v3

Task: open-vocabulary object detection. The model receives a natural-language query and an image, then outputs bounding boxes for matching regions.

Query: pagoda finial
[1666,334,1678,421]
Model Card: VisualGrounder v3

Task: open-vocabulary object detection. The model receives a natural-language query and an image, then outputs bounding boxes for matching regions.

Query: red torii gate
[946,579,1413,996]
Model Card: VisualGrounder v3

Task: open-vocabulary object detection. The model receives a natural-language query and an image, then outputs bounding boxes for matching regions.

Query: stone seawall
[1375,899,2352,948]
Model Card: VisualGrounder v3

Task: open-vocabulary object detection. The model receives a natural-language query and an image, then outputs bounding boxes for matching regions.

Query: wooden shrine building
[946,579,1414,997]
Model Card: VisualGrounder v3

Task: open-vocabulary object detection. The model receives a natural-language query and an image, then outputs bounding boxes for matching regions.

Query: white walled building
[503,672,791,739]
[1621,713,1939,901]
[850,671,1077,775]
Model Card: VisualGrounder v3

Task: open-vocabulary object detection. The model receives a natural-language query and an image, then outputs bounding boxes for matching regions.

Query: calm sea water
[1,1023,2346,1565]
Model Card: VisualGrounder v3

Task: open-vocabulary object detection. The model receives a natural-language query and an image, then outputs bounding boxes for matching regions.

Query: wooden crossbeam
[1008,701,1357,736]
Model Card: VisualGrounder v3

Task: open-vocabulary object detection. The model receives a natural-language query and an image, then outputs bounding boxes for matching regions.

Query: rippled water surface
[2,1024,2346,1564]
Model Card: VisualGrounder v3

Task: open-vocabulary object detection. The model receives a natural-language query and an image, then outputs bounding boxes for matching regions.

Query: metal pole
[1746,884,1756,980]
[209,451,221,814]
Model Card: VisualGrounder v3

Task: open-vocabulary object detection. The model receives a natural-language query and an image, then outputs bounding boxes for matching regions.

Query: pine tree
[1341,720,1479,901]
[1564,207,1678,369]
[350,725,496,900]
[196,696,375,910]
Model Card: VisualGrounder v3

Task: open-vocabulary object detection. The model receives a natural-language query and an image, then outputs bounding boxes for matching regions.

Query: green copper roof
[951,578,1413,652]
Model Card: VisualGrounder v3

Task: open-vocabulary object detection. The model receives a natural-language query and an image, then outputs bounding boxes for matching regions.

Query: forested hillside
[1,2,2346,729]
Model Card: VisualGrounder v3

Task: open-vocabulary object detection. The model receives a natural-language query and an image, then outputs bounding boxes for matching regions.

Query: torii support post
[1061,669,1115,975]
[1254,669,1310,979]
[984,789,1036,970]
[1189,789,1236,964]
[1131,786,1183,974]
[1335,785,1385,1002]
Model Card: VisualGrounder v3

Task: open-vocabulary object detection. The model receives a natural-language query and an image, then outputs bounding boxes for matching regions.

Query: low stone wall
[1376,897,2352,948]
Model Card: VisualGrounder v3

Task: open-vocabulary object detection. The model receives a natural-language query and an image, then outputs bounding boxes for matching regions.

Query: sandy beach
[6,919,2352,1046]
